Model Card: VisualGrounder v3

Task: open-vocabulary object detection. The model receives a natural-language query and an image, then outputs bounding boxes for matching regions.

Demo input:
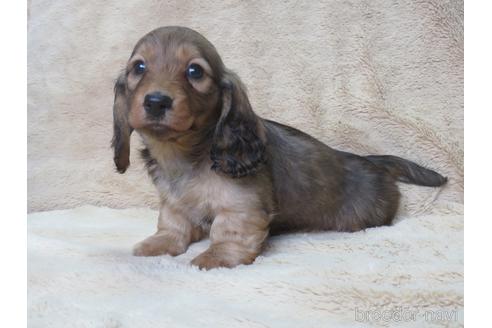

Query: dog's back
[264,120,445,234]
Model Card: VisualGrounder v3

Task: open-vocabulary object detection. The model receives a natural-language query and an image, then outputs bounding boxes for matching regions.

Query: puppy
[112,26,447,269]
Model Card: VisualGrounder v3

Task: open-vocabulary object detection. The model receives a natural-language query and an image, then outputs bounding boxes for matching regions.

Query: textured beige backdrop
[27,0,463,212]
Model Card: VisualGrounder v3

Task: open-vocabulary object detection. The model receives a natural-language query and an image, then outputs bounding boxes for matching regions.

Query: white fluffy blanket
[28,205,463,327]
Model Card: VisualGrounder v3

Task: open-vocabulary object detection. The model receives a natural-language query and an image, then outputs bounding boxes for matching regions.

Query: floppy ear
[111,73,133,173]
[211,71,266,178]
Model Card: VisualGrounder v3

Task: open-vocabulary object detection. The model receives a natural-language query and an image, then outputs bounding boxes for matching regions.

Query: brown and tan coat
[112,26,447,269]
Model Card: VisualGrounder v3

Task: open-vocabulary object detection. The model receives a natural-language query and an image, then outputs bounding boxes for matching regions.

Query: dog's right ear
[111,73,133,173]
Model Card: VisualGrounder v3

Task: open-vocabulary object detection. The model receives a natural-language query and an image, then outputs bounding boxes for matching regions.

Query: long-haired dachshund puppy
[112,26,447,269]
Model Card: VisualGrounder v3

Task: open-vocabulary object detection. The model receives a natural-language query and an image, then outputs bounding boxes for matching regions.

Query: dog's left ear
[111,73,133,173]
[211,71,267,178]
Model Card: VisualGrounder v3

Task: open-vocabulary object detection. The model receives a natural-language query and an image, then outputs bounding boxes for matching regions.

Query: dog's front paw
[190,244,256,270]
[191,250,228,270]
[133,233,187,257]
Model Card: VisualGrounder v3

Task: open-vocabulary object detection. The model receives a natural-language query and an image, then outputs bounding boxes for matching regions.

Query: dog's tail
[365,155,447,187]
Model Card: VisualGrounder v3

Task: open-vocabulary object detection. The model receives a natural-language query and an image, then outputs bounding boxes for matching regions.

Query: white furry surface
[28,205,463,327]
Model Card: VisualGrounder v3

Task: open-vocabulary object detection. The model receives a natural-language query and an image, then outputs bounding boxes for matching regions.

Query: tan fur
[192,209,270,269]
[133,205,192,256]
[135,134,272,269]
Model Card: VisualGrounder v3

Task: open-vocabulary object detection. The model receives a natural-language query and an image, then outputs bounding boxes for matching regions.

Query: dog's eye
[133,61,146,75]
[186,64,204,79]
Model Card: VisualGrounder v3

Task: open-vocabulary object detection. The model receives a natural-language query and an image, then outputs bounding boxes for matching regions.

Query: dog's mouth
[140,122,192,140]
[143,123,175,135]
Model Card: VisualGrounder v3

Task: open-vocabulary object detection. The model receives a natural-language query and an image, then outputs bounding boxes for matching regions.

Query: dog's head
[112,26,266,177]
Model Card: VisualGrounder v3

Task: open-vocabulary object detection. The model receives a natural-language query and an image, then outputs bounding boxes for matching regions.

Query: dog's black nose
[144,92,173,117]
